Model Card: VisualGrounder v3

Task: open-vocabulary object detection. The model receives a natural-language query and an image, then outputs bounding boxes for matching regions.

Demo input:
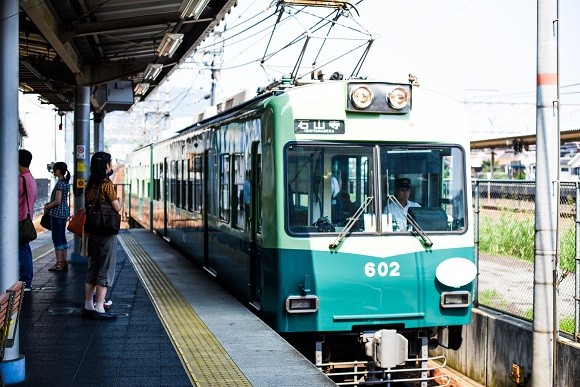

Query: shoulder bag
[84,183,121,236]
[40,212,52,230]
[67,208,86,237]
[19,176,37,243]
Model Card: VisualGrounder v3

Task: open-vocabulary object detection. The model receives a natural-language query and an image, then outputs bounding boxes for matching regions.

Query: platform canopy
[18,0,237,113]
[470,128,580,151]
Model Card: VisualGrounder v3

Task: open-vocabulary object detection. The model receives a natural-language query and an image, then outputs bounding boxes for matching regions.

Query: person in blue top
[44,162,71,271]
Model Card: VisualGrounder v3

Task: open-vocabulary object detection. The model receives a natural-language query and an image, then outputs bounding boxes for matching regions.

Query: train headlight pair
[348,83,411,113]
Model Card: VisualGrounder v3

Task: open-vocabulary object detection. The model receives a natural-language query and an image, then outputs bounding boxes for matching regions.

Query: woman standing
[44,162,71,271]
[81,152,120,320]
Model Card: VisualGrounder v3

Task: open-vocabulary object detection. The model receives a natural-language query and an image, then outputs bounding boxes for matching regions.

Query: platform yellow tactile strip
[118,233,252,387]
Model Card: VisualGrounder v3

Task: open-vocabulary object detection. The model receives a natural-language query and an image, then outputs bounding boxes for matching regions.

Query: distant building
[471,142,580,181]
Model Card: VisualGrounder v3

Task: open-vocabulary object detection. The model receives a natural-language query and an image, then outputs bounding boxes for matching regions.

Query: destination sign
[294,119,345,134]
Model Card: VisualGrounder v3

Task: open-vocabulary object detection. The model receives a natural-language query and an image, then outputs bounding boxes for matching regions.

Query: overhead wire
[219,0,371,78]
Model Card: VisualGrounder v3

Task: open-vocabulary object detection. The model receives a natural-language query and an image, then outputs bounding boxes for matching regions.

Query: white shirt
[383,200,420,231]
[331,177,340,204]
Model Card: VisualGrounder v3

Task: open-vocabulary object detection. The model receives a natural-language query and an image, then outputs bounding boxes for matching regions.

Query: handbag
[19,176,37,243]
[67,208,86,237]
[84,184,121,236]
[40,212,52,230]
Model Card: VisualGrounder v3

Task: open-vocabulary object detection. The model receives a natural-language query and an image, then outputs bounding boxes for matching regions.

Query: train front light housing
[387,87,409,110]
[350,86,373,109]
[440,291,471,308]
[286,295,319,313]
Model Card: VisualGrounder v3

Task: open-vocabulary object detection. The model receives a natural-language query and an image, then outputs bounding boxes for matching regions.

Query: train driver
[383,178,420,231]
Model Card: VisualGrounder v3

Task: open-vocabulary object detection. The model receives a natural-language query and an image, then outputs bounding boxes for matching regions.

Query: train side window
[175,160,181,208]
[181,159,187,210]
[187,157,193,212]
[157,162,162,201]
[194,156,203,213]
[233,154,245,230]
[170,160,176,205]
[219,154,230,223]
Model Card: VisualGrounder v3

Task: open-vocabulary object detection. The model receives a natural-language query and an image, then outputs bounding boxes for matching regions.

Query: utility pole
[533,0,559,385]
[204,28,225,106]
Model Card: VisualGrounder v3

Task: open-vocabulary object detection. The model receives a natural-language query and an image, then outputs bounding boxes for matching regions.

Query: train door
[249,141,263,309]
[204,149,218,275]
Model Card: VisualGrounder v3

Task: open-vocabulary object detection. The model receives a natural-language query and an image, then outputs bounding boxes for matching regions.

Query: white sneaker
[94,300,112,310]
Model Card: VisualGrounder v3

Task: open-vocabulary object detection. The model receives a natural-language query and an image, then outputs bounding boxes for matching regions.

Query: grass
[479,211,576,272]
[477,289,509,310]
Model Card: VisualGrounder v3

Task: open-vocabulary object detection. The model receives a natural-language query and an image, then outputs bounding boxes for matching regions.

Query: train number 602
[364,262,401,277]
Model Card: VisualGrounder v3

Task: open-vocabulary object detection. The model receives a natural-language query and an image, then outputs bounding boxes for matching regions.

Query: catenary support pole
[533,0,559,385]
[70,86,91,263]
[0,0,26,383]
[94,112,104,152]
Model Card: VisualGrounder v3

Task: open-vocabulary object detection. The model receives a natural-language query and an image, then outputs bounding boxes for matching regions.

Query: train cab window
[219,154,230,222]
[380,146,467,233]
[286,144,375,235]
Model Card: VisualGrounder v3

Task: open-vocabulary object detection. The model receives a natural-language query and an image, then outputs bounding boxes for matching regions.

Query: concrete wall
[432,308,580,386]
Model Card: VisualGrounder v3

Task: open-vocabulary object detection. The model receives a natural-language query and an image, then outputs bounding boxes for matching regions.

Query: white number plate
[364,261,401,277]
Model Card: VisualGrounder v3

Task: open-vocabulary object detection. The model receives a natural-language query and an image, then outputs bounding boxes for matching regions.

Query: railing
[473,179,580,341]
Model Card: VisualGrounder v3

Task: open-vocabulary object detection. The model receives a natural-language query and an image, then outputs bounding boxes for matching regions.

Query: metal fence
[473,179,580,341]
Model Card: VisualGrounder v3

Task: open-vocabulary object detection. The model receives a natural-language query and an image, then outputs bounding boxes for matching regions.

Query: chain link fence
[473,179,580,341]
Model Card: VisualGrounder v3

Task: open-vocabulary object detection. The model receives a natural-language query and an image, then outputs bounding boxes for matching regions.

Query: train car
[125,77,476,384]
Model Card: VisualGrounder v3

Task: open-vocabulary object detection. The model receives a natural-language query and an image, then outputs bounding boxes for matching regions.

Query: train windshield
[286,144,467,235]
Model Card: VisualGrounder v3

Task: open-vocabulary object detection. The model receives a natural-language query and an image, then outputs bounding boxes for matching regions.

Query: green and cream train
[125,77,476,384]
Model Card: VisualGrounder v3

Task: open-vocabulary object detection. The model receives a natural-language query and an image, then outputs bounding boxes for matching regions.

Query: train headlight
[387,87,409,110]
[350,86,373,109]
[286,295,319,313]
[440,291,471,308]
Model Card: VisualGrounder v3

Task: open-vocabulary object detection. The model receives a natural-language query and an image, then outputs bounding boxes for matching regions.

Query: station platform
[14,228,336,386]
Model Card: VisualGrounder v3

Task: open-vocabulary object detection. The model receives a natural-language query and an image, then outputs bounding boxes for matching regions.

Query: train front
[267,80,476,381]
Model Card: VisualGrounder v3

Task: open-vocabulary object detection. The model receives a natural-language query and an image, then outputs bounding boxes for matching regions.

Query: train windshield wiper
[387,195,433,247]
[329,196,374,250]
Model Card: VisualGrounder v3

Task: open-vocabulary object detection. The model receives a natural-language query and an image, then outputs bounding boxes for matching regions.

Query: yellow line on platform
[118,233,251,387]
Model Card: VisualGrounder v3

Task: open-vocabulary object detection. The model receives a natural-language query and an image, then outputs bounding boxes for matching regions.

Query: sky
[212,0,580,140]
[19,0,580,175]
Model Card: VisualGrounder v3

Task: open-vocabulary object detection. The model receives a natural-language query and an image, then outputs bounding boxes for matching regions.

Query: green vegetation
[479,212,576,272]
[517,310,575,334]
[560,316,575,334]
[478,289,508,310]
[479,212,534,261]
